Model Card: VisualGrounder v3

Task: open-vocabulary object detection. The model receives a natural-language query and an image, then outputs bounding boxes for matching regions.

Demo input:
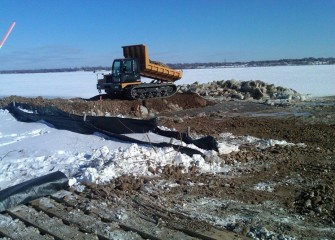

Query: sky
[0,0,334,70]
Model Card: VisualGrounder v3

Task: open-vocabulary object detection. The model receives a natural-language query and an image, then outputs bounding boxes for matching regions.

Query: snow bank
[71,144,226,185]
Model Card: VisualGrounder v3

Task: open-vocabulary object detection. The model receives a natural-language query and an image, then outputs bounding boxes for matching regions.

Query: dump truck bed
[122,44,182,82]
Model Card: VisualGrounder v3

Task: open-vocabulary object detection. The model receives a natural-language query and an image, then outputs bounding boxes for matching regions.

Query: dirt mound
[0,93,213,117]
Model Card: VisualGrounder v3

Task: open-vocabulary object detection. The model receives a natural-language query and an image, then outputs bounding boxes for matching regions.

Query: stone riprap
[178,80,306,102]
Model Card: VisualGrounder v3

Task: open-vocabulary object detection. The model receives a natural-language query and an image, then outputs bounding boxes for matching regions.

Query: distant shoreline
[1,57,334,74]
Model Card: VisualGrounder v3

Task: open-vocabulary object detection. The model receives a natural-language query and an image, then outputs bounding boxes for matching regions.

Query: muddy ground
[1,94,334,239]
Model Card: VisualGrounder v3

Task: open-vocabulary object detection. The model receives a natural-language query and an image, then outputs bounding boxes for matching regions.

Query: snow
[0,65,334,98]
[0,65,329,191]
[0,109,131,189]
[253,182,275,192]
[0,71,99,98]
[219,132,306,149]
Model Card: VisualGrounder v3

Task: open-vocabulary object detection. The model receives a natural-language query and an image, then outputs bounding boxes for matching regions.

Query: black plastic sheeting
[5,102,218,156]
[154,128,218,152]
[0,103,219,212]
[0,171,68,213]
[7,102,157,134]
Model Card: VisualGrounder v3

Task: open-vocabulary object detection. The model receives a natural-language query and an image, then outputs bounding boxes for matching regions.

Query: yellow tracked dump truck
[97,44,183,99]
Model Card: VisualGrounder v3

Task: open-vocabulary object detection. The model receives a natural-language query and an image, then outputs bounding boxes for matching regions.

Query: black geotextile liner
[154,128,218,152]
[5,102,218,156]
[6,102,158,134]
[0,171,68,213]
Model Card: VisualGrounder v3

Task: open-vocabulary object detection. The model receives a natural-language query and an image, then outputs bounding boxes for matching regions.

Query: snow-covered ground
[0,65,334,98]
[0,65,332,190]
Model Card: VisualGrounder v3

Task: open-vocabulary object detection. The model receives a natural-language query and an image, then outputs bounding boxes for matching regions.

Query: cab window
[113,60,121,76]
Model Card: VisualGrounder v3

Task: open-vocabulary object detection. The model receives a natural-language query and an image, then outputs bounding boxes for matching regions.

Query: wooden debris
[0,213,52,240]
[7,205,96,240]
[1,190,246,240]
[52,190,197,240]
[31,197,141,240]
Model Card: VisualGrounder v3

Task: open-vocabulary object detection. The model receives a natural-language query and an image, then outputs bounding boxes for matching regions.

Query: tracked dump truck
[97,44,183,99]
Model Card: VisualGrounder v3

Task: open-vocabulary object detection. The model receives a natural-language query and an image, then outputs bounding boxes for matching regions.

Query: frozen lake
[0,65,334,98]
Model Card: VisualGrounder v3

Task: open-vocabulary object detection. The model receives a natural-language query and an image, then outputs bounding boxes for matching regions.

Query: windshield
[113,60,121,76]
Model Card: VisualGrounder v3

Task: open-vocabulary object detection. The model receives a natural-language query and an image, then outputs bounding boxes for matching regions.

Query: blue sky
[0,0,334,70]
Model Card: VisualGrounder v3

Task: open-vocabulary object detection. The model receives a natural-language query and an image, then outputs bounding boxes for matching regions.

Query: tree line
[1,57,334,74]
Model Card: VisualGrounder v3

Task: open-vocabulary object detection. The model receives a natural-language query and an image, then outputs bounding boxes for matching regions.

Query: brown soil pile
[0,93,212,117]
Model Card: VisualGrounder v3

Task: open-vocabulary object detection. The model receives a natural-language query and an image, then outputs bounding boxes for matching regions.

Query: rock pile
[178,80,306,102]
[294,184,335,221]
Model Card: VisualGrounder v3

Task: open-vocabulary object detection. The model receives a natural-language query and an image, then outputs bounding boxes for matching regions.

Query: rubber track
[127,83,177,100]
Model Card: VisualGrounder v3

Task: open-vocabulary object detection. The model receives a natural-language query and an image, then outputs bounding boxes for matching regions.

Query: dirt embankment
[0,93,212,117]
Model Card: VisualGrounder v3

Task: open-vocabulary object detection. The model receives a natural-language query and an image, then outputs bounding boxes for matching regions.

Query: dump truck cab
[97,58,141,95]
[112,58,140,83]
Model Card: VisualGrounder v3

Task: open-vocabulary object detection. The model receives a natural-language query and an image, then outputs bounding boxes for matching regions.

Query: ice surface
[0,65,334,98]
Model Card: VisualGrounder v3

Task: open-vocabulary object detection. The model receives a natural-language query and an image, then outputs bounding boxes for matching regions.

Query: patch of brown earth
[0,93,212,117]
